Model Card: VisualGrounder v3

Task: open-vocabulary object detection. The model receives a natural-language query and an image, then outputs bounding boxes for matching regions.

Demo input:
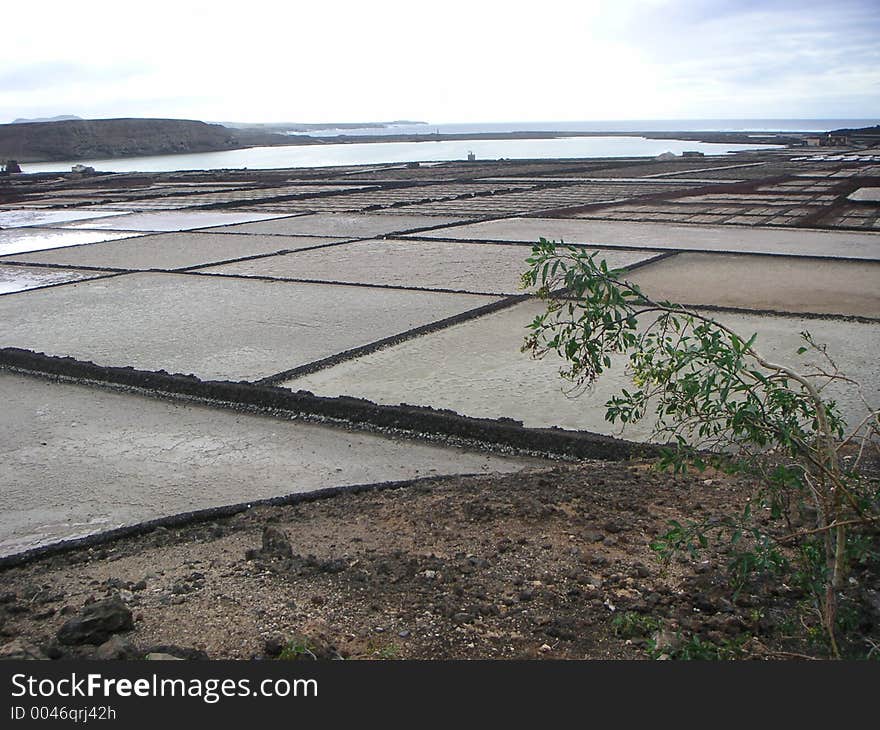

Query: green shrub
[522,239,880,657]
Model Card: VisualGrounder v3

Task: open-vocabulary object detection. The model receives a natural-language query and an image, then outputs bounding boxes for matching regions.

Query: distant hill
[829,124,880,135]
[0,117,299,163]
[829,124,880,146]
[11,114,83,124]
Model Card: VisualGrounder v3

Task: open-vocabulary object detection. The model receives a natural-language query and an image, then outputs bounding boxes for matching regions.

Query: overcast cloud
[1,0,877,124]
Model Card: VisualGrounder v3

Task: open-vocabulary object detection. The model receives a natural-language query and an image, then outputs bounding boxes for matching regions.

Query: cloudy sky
[2,0,878,124]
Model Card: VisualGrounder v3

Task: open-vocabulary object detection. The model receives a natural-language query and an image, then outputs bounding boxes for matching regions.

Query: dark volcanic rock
[143,644,209,660]
[0,638,48,660]
[57,598,133,646]
[94,635,139,660]
[262,527,293,558]
[246,526,294,562]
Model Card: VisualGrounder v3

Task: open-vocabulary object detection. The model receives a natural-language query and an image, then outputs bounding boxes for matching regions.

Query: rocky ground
[2,459,877,661]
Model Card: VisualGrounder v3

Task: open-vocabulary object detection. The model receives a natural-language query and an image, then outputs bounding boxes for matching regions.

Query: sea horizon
[5,116,877,132]
[283,118,879,136]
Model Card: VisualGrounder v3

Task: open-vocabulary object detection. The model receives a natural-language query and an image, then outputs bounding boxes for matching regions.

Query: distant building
[804,133,851,147]
[682,151,704,158]
[822,125,879,148]
[467,151,476,162]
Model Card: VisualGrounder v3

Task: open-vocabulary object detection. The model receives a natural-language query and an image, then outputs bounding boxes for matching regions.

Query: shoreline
[287,129,803,147]
[5,129,799,165]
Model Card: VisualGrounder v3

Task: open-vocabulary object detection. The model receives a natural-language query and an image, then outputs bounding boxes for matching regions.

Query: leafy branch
[522,238,879,657]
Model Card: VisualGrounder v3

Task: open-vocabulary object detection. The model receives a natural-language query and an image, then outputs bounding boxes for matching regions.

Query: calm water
[24,136,780,174]
[286,118,879,136]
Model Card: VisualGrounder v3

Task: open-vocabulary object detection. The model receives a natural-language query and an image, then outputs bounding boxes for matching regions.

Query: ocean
[284,119,879,136]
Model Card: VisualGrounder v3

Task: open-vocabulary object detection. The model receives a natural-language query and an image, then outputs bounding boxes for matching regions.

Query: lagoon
[22,135,778,174]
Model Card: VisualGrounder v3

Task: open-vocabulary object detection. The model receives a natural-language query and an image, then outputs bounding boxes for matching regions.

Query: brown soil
[5,459,873,661]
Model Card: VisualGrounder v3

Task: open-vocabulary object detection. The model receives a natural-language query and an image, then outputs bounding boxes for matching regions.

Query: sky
[1,0,878,125]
